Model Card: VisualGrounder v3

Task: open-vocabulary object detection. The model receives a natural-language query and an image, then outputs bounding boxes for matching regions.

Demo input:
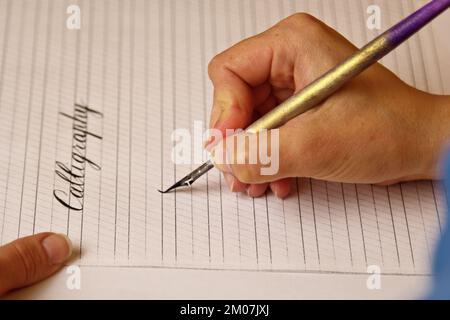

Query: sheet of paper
[0,0,449,298]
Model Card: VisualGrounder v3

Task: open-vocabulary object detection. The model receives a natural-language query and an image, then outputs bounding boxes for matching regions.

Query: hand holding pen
[160,0,450,197]
[205,9,450,198]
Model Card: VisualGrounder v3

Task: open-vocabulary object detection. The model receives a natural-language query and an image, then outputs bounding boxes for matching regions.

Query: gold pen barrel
[246,36,390,134]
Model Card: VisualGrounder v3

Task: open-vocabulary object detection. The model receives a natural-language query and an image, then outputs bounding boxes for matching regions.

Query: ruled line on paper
[0,0,447,276]
[0,0,19,245]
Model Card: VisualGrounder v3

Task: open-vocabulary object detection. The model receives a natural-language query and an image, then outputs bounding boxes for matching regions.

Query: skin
[208,13,450,198]
[0,233,72,296]
[1,12,449,298]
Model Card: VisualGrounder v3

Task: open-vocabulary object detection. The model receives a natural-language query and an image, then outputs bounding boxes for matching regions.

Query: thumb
[0,232,73,296]
[211,128,293,184]
[207,35,273,135]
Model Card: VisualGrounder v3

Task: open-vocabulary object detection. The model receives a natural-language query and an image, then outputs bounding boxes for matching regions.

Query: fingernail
[204,131,222,152]
[204,135,215,150]
[270,184,280,199]
[223,173,237,192]
[246,186,254,198]
[210,109,223,129]
[42,233,73,265]
[273,189,281,199]
[212,90,238,129]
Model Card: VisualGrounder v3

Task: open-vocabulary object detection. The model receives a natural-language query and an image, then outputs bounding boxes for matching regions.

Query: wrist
[417,94,450,179]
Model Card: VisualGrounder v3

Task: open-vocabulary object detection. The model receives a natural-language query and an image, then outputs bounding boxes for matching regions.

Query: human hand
[207,13,450,198]
[0,233,72,296]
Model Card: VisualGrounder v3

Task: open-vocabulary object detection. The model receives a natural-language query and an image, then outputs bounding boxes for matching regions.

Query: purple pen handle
[387,0,450,46]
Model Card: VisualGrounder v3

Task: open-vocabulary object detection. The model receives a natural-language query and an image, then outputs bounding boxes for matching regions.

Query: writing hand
[208,13,450,198]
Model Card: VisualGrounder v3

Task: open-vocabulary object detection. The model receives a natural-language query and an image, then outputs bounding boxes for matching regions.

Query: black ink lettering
[53,103,103,212]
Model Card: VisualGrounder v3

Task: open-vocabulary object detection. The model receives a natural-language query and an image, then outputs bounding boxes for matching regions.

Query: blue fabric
[429,150,450,299]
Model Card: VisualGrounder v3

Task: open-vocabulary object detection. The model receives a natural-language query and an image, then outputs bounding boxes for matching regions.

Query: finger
[211,129,290,184]
[256,94,278,116]
[223,172,248,193]
[252,83,272,106]
[270,178,292,199]
[208,35,273,133]
[0,233,72,296]
[272,87,294,104]
[247,183,269,198]
[211,117,324,184]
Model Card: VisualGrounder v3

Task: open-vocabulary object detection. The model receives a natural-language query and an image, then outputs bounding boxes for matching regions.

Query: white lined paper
[0,0,448,276]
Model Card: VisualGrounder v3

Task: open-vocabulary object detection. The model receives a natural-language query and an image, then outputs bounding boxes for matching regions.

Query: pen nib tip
[159,160,214,194]
[158,182,184,194]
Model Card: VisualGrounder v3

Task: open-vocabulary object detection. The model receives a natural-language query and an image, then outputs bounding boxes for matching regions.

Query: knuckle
[208,54,224,79]
[279,12,318,29]
[290,12,318,24]
[276,12,326,39]
[0,256,7,281]
[11,241,41,283]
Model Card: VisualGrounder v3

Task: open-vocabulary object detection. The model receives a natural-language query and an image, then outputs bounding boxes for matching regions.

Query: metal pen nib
[158,160,215,193]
